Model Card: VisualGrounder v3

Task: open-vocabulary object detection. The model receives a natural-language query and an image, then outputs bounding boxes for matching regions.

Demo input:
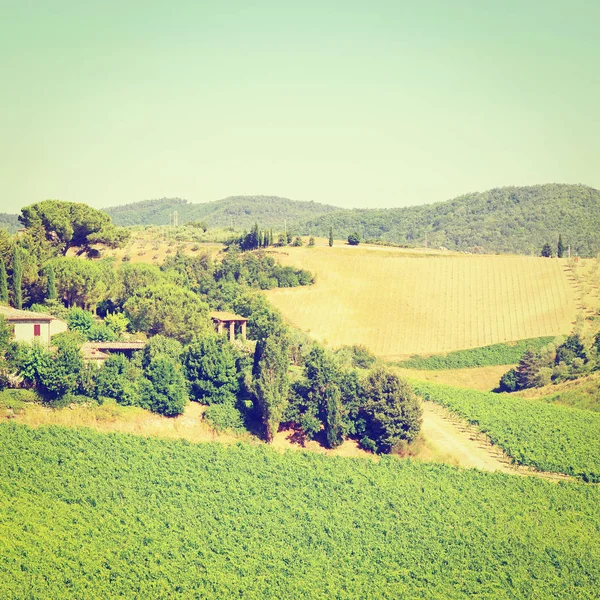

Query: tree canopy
[19,200,128,255]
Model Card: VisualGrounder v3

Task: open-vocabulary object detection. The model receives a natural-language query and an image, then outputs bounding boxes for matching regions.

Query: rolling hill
[103,195,341,229]
[297,184,600,257]
[266,245,577,358]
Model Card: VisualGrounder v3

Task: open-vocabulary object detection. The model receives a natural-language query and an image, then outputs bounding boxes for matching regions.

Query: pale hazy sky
[1,1,599,213]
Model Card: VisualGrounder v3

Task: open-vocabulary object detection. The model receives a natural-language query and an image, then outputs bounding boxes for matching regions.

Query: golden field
[266,244,578,359]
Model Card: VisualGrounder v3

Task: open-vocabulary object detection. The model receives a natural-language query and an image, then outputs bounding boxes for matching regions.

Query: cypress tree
[46,263,57,300]
[557,234,565,258]
[329,227,333,247]
[0,258,8,304]
[12,247,23,309]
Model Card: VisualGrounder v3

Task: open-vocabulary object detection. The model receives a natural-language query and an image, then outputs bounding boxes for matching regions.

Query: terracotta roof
[210,311,248,322]
[83,342,147,351]
[0,305,61,322]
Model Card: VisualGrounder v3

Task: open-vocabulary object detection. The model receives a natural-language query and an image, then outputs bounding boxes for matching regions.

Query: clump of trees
[498,333,600,392]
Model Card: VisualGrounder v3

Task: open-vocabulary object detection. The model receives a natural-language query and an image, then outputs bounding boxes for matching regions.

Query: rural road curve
[421,401,518,474]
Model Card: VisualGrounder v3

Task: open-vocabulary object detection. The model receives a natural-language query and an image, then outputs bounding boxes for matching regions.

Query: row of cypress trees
[0,248,56,309]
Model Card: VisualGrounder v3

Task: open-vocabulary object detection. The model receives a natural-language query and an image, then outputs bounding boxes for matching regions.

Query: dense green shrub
[204,403,247,433]
[139,357,188,417]
[184,336,239,405]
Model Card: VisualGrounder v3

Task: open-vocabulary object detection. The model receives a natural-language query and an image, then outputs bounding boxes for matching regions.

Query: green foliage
[396,337,555,370]
[253,335,290,441]
[360,368,422,453]
[308,236,315,247]
[347,232,360,245]
[292,236,303,247]
[103,312,129,336]
[183,336,239,405]
[96,354,140,406]
[66,307,95,334]
[204,403,247,433]
[0,257,7,303]
[541,242,553,257]
[124,284,211,343]
[328,226,333,247]
[1,424,600,598]
[19,199,127,255]
[557,234,565,258]
[500,334,597,391]
[12,246,23,309]
[414,380,600,481]
[36,338,84,402]
[45,263,57,300]
[50,257,115,310]
[498,368,518,392]
[142,334,183,368]
[139,356,188,417]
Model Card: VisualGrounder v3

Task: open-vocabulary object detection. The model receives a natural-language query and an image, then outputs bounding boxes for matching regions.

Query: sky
[1,0,599,213]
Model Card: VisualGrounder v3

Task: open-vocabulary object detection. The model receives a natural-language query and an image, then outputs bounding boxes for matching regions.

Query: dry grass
[394,364,511,391]
[266,245,578,359]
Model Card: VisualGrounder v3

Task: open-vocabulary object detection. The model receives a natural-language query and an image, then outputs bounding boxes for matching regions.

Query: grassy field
[266,245,578,359]
[1,423,599,599]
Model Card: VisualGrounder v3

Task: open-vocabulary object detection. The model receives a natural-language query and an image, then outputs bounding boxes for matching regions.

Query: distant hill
[0,213,19,233]
[104,196,341,230]
[297,184,600,257]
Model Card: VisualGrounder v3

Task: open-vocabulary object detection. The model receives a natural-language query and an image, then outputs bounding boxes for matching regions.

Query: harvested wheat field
[266,245,578,359]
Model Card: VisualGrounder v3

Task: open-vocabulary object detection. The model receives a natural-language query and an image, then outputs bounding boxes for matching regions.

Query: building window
[34,324,41,337]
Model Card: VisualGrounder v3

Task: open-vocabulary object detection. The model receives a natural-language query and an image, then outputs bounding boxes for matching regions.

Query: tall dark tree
[12,247,23,309]
[304,346,343,448]
[557,234,565,258]
[253,335,289,442]
[541,243,553,258]
[329,227,333,247]
[46,263,57,300]
[0,258,8,304]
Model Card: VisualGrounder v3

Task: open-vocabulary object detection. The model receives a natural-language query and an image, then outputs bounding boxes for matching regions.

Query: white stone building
[0,306,68,347]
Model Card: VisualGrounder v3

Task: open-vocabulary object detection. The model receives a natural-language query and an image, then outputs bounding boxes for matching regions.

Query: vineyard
[266,246,577,359]
[413,381,600,481]
[1,423,599,599]
[396,336,555,370]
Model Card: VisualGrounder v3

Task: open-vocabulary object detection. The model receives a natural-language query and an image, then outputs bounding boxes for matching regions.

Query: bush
[139,357,188,417]
[347,233,361,246]
[204,403,247,433]
[359,368,422,453]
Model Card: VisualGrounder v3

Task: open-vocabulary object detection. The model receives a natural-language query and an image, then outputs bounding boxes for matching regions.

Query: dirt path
[420,401,572,481]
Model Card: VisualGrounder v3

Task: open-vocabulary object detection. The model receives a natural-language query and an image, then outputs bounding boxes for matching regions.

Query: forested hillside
[299,184,600,256]
[104,196,340,229]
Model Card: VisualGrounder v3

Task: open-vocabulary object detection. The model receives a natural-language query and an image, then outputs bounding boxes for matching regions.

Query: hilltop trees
[139,356,188,417]
[19,200,128,256]
[541,243,553,258]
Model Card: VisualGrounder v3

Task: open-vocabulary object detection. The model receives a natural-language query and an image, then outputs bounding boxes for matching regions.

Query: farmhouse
[0,306,68,348]
[210,311,247,342]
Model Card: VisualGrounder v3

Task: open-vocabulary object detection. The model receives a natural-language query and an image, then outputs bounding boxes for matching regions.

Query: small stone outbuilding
[210,311,247,342]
